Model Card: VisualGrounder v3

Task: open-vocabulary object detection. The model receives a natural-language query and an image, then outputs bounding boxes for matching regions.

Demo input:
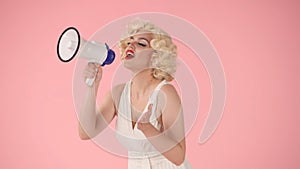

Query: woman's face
[121,33,155,73]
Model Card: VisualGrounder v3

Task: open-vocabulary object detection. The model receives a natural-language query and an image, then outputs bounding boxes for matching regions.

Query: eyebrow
[129,36,150,44]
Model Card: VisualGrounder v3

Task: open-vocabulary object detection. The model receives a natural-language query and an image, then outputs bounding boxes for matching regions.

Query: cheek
[134,49,154,58]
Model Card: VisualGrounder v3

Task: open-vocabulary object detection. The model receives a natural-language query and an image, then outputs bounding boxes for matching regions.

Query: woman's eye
[138,42,147,47]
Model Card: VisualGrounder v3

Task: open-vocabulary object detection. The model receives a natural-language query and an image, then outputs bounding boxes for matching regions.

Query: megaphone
[57,27,115,86]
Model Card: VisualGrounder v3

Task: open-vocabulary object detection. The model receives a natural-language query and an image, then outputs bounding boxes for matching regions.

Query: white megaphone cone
[57,27,115,86]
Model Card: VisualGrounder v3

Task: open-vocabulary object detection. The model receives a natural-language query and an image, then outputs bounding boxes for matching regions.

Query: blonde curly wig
[118,19,177,81]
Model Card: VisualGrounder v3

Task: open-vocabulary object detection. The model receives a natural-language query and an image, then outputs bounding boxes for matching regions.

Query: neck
[131,69,159,94]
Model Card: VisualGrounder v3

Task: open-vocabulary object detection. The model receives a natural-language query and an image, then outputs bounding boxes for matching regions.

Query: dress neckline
[128,79,166,130]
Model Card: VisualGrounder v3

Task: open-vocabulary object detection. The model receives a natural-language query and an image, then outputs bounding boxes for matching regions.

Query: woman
[78,19,192,169]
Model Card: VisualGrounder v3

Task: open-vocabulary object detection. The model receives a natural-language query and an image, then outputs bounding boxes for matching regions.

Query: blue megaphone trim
[101,43,115,66]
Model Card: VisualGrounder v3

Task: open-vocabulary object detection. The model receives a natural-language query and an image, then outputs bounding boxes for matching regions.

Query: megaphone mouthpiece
[101,44,115,66]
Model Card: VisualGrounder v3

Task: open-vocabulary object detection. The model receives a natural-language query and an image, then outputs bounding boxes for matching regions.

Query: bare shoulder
[110,83,126,110]
[158,83,183,132]
[156,83,181,116]
[111,83,126,95]
[160,84,181,104]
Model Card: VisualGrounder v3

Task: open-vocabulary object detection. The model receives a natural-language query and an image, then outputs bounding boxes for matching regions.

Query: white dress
[115,80,193,169]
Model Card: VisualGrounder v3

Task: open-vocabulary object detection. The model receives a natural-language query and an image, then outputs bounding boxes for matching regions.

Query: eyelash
[126,42,147,47]
[138,43,147,47]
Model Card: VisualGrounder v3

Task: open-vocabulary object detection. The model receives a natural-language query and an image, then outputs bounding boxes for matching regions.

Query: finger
[148,104,153,111]
[142,113,149,123]
[94,64,103,76]
[84,69,96,78]
[140,112,151,123]
[94,63,100,68]
[88,65,97,74]
[88,63,99,72]
[137,122,143,130]
[96,66,102,74]
[88,62,97,67]
[95,67,102,79]
[145,104,153,118]
[83,70,93,79]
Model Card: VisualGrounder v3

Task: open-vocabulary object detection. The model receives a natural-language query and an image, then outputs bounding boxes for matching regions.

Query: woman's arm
[78,89,116,140]
[78,63,117,140]
[137,84,186,166]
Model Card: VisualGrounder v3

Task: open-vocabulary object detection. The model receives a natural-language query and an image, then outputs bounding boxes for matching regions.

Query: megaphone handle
[85,77,96,86]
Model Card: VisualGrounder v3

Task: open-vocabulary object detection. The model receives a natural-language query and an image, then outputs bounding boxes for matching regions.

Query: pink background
[1,0,299,168]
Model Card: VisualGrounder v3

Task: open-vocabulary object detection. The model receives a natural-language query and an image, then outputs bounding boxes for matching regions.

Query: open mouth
[125,50,135,60]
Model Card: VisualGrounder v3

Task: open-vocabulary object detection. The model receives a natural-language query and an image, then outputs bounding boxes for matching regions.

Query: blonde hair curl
[119,19,177,81]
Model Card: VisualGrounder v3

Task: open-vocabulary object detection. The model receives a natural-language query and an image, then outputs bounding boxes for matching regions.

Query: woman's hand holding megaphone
[83,63,102,89]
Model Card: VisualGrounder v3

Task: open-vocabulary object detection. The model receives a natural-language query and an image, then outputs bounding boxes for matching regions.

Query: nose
[128,40,137,50]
